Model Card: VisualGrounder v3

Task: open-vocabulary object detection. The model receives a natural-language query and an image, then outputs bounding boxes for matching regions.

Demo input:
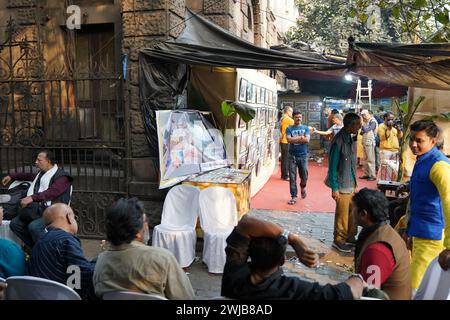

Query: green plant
[220,100,256,132]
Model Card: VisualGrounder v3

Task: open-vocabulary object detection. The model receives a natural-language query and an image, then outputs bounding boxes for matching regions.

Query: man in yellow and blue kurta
[407,120,450,291]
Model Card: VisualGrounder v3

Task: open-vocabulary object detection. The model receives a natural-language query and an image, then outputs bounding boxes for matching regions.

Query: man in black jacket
[221,215,365,300]
[1,149,73,247]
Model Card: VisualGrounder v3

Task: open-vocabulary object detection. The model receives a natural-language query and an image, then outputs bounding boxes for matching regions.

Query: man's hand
[345,276,366,300]
[1,175,11,186]
[438,249,450,270]
[20,196,33,208]
[296,246,319,268]
[332,191,340,201]
[0,206,3,224]
[290,234,319,268]
[403,234,412,251]
[310,127,316,134]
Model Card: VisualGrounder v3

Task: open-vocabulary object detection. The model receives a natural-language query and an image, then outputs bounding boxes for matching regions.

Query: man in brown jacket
[352,188,411,300]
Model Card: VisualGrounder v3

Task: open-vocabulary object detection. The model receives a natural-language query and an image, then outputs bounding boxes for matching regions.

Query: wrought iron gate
[0,19,128,238]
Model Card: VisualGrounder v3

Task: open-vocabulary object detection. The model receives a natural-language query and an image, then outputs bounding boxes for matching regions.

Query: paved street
[82,209,354,299]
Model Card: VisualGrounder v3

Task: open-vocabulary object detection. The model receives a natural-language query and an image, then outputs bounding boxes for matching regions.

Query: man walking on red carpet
[286,111,310,205]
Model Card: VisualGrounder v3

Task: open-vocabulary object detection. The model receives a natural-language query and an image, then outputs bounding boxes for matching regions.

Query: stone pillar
[202,0,236,35]
[121,0,185,226]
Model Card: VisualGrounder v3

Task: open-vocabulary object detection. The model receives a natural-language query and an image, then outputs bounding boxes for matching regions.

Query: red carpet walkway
[251,158,378,213]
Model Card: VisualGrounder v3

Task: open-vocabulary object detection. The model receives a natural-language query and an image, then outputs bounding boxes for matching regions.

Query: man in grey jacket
[326,113,362,253]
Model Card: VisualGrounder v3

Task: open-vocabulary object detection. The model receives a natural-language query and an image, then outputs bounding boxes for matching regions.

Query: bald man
[28,203,97,300]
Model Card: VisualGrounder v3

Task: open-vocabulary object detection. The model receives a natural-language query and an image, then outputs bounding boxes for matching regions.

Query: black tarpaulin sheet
[347,41,450,90]
[139,59,188,156]
[140,9,346,71]
[275,47,407,98]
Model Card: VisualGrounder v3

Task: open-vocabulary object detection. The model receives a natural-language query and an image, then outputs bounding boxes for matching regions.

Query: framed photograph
[265,89,269,106]
[255,85,260,104]
[295,101,308,111]
[239,78,247,101]
[260,108,266,124]
[251,84,257,103]
[261,88,266,105]
[300,111,307,122]
[240,131,248,151]
[268,91,273,106]
[246,83,252,103]
[308,111,321,121]
[308,102,321,111]
[238,151,248,169]
[254,108,259,124]
[273,93,278,107]
[282,101,293,110]
[247,144,256,166]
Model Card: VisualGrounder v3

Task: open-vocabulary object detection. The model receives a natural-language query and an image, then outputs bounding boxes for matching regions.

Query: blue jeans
[289,154,308,198]
[10,216,46,248]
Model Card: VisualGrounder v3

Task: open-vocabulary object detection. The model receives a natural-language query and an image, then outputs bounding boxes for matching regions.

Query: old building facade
[0,0,297,237]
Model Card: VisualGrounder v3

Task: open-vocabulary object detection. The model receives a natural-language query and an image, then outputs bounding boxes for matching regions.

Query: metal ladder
[354,79,372,113]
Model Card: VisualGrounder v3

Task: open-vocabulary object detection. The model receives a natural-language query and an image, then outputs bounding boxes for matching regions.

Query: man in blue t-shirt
[286,111,310,205]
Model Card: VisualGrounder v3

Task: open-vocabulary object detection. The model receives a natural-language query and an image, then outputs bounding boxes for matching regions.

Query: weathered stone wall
[121,0,185,224]
[122,0,185,160]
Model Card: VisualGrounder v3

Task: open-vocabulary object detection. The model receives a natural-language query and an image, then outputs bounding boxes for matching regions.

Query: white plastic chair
[0,277,5,282]
[198,186,238,274]
[414,257,450,300]
[0,181,25,246]
[5,276,81,300]
[103,291,168,300]
[152,185,200,268]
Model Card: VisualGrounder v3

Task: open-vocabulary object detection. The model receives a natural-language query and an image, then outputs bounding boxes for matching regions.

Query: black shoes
[301,188,307,199]
[332,242,353,253]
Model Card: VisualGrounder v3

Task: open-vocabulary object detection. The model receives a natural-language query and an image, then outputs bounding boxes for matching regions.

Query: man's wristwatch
[280,229,290,241]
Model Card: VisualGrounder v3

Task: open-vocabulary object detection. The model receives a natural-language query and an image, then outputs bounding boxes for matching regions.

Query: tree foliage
[286,0,450,55]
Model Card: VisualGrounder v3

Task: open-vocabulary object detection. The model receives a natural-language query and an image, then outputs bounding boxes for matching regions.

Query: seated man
[93,197,195,300]
[1,149,73,247]
[221,215,365,300]
[28,203,96,300]
[352,188,411,300]
[0,206,26,278]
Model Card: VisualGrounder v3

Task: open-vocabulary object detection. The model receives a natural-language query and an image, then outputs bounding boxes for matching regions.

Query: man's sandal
[288,198,297,205]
